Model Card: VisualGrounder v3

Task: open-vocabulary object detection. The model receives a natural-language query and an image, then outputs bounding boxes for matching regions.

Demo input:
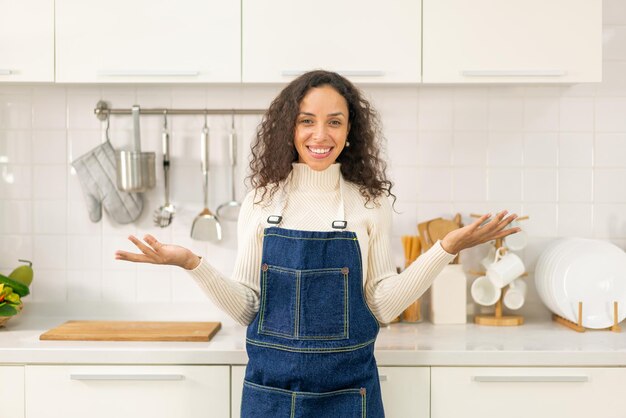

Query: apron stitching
[290,393,296,418]
[344,271,350,339]
[245,380,363,396]
[264,233,356,241]
[295,271,301,338]
[246,337,376,353]
[361,388,367,418]
[258,270,267,335]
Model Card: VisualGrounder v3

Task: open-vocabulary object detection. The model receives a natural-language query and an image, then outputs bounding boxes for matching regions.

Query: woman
[116,70,520,417]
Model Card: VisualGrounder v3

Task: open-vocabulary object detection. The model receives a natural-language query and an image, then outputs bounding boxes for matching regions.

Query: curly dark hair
[247,70,395,208]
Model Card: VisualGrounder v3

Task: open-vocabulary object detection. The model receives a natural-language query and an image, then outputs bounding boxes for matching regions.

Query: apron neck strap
[266,172,347,230]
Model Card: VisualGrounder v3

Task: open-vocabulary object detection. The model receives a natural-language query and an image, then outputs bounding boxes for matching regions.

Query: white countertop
[1,310,625,366]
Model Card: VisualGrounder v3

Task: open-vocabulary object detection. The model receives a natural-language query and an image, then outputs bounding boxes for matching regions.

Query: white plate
[552,239,626,329]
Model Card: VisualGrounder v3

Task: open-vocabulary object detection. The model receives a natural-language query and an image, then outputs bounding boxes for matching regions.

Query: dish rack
[553,301,621,332]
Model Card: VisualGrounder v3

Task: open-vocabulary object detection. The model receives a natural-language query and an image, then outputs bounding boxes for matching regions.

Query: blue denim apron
[242,176,384,418]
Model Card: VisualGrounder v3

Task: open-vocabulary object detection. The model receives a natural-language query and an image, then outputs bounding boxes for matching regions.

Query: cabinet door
[25,365,229,418]
[0,0,54,82]
[242,0,421,83]
[231,366,429,418]
[423,0,601,83]
[379,367,429,418]
[432,367,626,418]
[55,0,240,83]
[0,366,24,418]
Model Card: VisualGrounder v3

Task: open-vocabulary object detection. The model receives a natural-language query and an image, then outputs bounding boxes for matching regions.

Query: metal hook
[204,110,208,129]
[163,109,168,130]
[231,111,235,131]
[105,112,111,142]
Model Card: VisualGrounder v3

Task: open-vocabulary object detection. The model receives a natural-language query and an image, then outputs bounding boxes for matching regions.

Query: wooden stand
[472,237,525,327]
[552,301,621,333]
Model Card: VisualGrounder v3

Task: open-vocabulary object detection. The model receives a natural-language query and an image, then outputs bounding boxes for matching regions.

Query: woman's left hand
[440,211,520,255]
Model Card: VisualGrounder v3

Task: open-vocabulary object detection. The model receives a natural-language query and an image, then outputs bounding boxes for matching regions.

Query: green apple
[9,259,33,287]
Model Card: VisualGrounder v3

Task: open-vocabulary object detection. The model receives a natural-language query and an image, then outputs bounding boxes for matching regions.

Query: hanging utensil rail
[94,100,266,121]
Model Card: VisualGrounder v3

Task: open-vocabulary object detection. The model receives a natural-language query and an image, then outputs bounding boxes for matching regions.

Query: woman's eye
[330,120,341,126]
[299,119,313,124]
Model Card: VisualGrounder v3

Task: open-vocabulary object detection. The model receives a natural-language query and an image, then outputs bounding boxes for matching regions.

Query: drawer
[432,367,626,418]
[25,365,229,418]
[231,366,429,418]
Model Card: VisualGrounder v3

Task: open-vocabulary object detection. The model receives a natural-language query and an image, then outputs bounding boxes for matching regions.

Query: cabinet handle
[97,70,200,77]
[70,374,185,381]
[0,69,13,75]
[379,375,388,382]
[461,70,566,77]
[282,70,385,77]
[472,375,588,383]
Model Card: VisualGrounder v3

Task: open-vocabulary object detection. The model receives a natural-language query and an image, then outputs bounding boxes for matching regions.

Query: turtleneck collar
[290,163,341,192]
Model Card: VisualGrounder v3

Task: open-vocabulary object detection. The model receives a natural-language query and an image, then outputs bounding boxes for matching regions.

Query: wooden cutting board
[39,320,221,342]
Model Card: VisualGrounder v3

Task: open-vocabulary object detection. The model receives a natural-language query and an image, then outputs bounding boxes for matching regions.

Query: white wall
[1,1,626,324]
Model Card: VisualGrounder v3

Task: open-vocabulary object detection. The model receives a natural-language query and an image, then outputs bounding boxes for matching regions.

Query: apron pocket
[295,387,366,418]
[242,381,366,418]
[298,268,348,340]
[241,381,293,418]
[259,265,297,338]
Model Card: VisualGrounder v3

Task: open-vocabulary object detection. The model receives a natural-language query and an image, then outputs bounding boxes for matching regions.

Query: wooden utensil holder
[552,301,621,332]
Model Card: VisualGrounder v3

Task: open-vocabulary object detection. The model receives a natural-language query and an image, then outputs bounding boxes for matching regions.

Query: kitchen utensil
[486,247,525,288]
[39,320,221,342]
[71,114,143,224]
[115,105,156,192]
[191,115,222,242]
[503,278,527,310]
[401,235,422,323]
[153,111,175,228]
[471,275,502,306]
[217,114,242,221]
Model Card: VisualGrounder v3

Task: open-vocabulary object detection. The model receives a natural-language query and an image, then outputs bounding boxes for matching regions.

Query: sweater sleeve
[186,191,262,326]
[364,197,457,324]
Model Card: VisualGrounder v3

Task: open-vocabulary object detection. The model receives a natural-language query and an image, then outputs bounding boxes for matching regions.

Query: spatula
[190,116,222,242]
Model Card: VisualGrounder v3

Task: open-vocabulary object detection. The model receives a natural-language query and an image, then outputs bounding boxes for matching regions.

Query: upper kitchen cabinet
[55,0,240,83]
[0,0,54,82]
[422,0,602,83]
[242,0,421,83]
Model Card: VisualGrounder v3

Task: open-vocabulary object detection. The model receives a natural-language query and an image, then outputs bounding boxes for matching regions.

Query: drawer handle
[473,375,588,383]
[461,70,566,77]
[379,375,388,382]
[97,70,200,77]
[70,374,185,381]
[282,70,385,77]
[0,69,13,75]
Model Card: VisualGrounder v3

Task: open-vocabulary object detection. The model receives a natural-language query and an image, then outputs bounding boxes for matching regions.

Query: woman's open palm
[115,235,199,270]
[441,211,521,254]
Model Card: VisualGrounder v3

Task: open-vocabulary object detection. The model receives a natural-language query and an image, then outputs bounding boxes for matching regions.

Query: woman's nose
[312,125,328,140]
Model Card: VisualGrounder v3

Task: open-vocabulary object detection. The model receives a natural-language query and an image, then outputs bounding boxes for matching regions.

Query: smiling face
[294,85,350,171]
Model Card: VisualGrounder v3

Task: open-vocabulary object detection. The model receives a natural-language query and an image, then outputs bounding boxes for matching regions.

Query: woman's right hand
[115,234,201,270]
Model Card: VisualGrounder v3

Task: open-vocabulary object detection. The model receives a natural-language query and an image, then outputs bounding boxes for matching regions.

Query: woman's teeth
[308,147,331,154]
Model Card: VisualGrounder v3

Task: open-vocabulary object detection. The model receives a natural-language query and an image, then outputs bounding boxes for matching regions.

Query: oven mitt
[71,141,143,224]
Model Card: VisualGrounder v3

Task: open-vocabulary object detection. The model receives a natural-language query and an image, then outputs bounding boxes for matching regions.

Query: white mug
[503,220,528,251]
[480,245,497,271]
[487,247,526,288]
[471,275,502,306]
[503,278,527,310]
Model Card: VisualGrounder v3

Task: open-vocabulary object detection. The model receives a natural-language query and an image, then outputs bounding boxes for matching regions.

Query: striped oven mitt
[71,141,143,224]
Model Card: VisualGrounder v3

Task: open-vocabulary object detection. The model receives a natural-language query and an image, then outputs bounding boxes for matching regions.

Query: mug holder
[469,236,526,327]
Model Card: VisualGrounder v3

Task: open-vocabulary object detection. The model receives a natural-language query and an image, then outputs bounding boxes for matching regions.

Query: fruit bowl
[0,302,23,328]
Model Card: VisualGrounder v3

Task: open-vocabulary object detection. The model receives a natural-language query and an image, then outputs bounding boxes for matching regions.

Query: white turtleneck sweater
[188,163,456,325]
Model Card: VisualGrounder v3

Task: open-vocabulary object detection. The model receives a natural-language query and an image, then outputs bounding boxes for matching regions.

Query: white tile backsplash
[2,12,626,320]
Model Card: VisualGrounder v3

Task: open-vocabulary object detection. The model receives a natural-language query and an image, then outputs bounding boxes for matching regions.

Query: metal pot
[115,105,156,192]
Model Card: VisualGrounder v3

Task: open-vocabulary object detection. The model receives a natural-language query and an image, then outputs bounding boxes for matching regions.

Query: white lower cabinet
[431,367,626,418]
[0,366,25,418]
[231,366,429,418]
[25,365,229,418]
